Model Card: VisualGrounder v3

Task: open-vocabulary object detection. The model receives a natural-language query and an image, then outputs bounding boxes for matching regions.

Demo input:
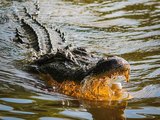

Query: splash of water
[41,74,131,101]
[62,76,131,101]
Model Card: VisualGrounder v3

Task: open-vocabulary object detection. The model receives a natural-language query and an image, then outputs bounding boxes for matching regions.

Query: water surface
[0,0,160,120]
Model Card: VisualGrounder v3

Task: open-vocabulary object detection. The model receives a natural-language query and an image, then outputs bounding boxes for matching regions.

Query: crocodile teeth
[124,70,130,82]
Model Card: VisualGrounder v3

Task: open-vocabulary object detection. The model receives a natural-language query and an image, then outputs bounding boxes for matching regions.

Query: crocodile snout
[91,56,130,82]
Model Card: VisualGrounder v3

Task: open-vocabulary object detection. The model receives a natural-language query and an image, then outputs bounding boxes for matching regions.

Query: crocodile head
[41,56,131,101]
[76,56,131,100]
[91,56,130,82]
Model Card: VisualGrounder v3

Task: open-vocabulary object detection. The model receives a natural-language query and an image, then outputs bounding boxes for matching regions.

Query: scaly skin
[12,4,130,83]
[11,2,130,101]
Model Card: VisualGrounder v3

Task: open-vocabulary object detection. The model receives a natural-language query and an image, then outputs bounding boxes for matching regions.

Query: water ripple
[0,98,34,104]
[0,0,160,119]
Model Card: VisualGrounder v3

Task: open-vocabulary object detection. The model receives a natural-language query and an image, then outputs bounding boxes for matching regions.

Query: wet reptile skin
[10,1,130,82]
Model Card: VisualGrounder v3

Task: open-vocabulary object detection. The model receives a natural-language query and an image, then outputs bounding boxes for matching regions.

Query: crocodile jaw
[91,56,130,83]
[107,56,130,82]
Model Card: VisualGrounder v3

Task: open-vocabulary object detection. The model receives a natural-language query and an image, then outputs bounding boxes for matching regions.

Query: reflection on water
[0,0,160,119]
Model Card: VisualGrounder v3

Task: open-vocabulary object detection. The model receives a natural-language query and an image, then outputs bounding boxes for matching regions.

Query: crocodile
[10,2,130,100]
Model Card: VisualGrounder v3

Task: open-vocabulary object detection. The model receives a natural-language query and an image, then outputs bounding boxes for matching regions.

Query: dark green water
[0,0,160,120]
